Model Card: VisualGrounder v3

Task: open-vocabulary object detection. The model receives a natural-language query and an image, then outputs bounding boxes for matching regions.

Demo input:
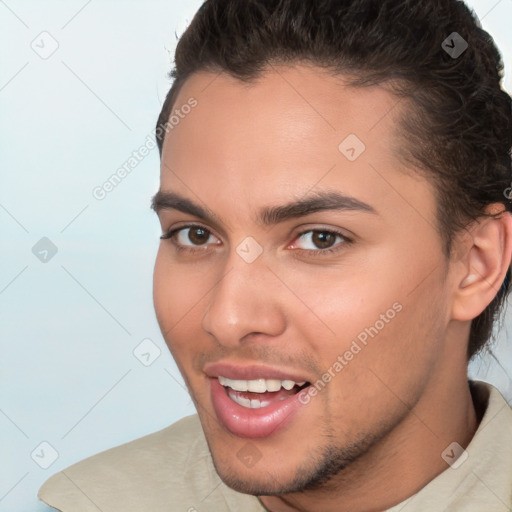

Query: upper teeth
[218,376,306,392]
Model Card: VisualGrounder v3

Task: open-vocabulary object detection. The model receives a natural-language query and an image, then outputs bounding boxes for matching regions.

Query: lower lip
[209,378,309,438]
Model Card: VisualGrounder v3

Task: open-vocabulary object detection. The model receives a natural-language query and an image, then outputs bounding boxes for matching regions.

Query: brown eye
[161,225,219,248]
[311,231,337,249]
[294,230,344,251]
[188,227,210,245]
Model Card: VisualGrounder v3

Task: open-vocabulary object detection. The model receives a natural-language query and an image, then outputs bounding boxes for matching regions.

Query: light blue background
[1,1,511,510]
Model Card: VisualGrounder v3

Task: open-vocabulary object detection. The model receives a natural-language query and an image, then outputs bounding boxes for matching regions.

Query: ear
[451,205,512,322]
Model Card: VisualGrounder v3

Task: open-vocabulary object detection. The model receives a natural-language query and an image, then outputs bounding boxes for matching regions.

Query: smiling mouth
[219,376,311,409]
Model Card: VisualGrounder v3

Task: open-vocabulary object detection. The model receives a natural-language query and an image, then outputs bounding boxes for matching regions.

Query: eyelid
[288,227,352,252]
[161,221,215,238]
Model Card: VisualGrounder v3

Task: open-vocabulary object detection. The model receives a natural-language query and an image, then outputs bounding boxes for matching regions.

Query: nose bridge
[201,247,285,345]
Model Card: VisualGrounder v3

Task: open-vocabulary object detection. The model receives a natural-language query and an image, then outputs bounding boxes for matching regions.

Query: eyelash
[160,224,353,257]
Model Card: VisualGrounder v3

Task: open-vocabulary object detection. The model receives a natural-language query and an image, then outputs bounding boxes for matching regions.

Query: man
[39,0,512,510]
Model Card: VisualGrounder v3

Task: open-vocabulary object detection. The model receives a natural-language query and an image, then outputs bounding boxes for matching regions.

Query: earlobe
[451,207,512,322]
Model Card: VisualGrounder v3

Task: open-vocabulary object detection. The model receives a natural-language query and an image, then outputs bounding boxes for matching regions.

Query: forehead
[163,64,404,164]
[160,64,436,230]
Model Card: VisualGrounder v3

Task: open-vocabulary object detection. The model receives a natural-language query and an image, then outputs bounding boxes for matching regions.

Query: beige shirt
[39,380,512,511]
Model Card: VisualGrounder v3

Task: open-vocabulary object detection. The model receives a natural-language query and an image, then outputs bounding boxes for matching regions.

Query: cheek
[153,252,210,381]
[153,249,173,328]
[325,283,446,413]
[153,248,206,338]
[278,261,397,350]
[284,251,445,380]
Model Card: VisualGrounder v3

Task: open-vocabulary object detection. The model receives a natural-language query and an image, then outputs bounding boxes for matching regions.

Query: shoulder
[42,413,203,475]
[38,415,216,511]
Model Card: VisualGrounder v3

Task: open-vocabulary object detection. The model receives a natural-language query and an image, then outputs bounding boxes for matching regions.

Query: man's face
[153,64,454,494]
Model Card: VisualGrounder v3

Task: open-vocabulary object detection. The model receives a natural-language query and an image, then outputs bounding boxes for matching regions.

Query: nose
[201,253,287,347]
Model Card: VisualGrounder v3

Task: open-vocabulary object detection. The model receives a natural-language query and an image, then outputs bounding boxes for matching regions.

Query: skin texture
[152,64,512,512]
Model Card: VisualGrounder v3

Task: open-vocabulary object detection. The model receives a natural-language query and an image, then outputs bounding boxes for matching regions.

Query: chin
[208,424,391,497]
[214,464,304,496]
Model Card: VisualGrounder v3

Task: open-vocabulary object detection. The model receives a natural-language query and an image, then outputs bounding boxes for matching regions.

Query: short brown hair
[156,0,512,360]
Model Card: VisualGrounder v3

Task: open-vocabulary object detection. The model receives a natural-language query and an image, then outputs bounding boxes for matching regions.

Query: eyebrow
[151,190,377,226]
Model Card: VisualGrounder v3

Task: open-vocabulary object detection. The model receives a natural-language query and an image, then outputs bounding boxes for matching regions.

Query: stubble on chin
[207,418,397,497]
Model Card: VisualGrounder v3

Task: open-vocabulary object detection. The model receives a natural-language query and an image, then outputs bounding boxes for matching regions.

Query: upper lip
[204,362,312,383]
